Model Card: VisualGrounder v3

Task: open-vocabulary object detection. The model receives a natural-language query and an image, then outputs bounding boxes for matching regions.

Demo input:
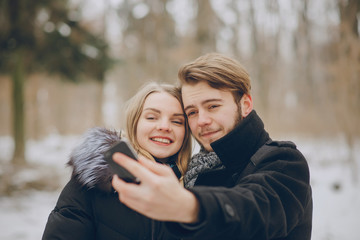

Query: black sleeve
[165,149,312,240]
[42,178,96,240]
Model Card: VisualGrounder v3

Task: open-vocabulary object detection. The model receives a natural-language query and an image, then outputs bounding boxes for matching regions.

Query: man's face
[182,82,240,152]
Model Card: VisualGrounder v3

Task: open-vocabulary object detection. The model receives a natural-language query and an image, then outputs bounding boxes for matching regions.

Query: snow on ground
[0,190,60,240]
[0,135,359,240]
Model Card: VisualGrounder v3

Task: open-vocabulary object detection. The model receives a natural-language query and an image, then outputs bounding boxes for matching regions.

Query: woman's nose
[156,119,171,131]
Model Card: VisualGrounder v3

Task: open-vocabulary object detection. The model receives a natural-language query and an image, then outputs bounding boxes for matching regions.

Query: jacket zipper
[151,219,156,240]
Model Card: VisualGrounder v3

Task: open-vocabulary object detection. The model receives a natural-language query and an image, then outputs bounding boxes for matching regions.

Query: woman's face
[136,92,186,161]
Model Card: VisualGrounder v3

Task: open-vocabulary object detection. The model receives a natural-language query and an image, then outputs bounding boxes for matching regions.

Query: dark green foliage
[0,0,113,163]
[0,0,112,81]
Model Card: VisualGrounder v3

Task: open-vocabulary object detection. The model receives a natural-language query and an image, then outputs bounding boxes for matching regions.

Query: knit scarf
[184,148,224,188]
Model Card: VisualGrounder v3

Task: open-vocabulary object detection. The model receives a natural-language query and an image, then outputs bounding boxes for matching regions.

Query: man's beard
[235,103,243,126]
[197,104,243,151]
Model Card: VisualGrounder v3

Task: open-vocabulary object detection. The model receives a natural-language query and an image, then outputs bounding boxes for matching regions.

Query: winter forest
[0,0,360,239]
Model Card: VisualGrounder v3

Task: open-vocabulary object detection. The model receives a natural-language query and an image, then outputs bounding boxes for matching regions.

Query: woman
[42,82,192,240]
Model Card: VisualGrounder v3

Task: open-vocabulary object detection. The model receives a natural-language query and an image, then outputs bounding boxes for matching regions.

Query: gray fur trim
[68,127,122,192]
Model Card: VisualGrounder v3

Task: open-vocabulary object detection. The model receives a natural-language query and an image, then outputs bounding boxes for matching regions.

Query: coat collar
[68,127,122,193]
[210,110,270,172]
[68,127,182,193]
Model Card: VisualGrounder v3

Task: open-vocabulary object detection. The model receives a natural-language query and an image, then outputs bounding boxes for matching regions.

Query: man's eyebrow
[184,98,223,112]
[184,105,195,113]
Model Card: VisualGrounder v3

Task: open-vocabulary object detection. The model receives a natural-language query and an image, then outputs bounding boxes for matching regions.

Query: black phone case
[104,138,139,183]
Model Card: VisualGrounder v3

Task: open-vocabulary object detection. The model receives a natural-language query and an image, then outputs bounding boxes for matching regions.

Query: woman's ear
[241,94,253,117]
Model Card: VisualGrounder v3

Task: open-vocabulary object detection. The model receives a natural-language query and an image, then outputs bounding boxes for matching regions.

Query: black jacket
[166,110,313,240]
[42,127,178,240]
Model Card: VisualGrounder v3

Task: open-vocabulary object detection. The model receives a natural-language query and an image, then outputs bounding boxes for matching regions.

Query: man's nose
[197,111,211,126]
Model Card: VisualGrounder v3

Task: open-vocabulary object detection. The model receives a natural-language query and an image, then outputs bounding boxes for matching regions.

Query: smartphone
[104,138,139,183]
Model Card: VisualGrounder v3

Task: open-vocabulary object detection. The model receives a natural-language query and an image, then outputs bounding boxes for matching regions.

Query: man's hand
[111,153,200,223]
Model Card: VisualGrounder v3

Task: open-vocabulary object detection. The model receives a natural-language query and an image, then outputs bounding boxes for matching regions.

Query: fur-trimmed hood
[68,127,122,193]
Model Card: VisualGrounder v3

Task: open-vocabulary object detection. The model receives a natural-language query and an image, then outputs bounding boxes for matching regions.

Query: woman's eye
[145,115,156,120]
[172,120,184,125]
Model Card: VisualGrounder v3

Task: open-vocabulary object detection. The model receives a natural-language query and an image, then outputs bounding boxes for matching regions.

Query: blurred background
[0,0,359,239]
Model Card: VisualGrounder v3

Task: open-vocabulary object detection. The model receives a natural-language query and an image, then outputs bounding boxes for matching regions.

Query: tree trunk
[94,82,104,126]
[12,50,26,164]
[248,0,267,116]
[195,0,218,55]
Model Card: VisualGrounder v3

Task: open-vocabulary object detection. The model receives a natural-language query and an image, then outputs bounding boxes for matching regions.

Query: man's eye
[186,111,197,117]
[209,105,219,109]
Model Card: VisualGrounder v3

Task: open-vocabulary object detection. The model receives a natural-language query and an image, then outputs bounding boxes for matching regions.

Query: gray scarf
[184,148,225,188]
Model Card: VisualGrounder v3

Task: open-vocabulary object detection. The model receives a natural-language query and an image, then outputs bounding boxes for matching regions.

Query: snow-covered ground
[0,135,359,240]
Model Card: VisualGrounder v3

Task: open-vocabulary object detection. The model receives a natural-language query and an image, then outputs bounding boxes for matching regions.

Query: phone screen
[104,138,139,183]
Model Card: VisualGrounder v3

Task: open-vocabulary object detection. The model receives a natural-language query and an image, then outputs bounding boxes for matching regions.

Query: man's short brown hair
[178,53,251,103]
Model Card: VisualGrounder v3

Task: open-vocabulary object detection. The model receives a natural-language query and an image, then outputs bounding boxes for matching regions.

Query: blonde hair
[178,52,251,103]
[124,82,192,176]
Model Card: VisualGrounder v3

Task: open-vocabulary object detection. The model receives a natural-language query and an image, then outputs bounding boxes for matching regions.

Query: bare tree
[194,0,219,55]
[322,0,360,182]
[292,0,316,107]
[247,0,282,118]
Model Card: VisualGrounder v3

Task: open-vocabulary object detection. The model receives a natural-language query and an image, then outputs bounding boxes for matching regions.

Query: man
[112,53,313,239]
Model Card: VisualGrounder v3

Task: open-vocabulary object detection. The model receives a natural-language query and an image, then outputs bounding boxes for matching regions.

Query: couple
[42,53,313,240]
